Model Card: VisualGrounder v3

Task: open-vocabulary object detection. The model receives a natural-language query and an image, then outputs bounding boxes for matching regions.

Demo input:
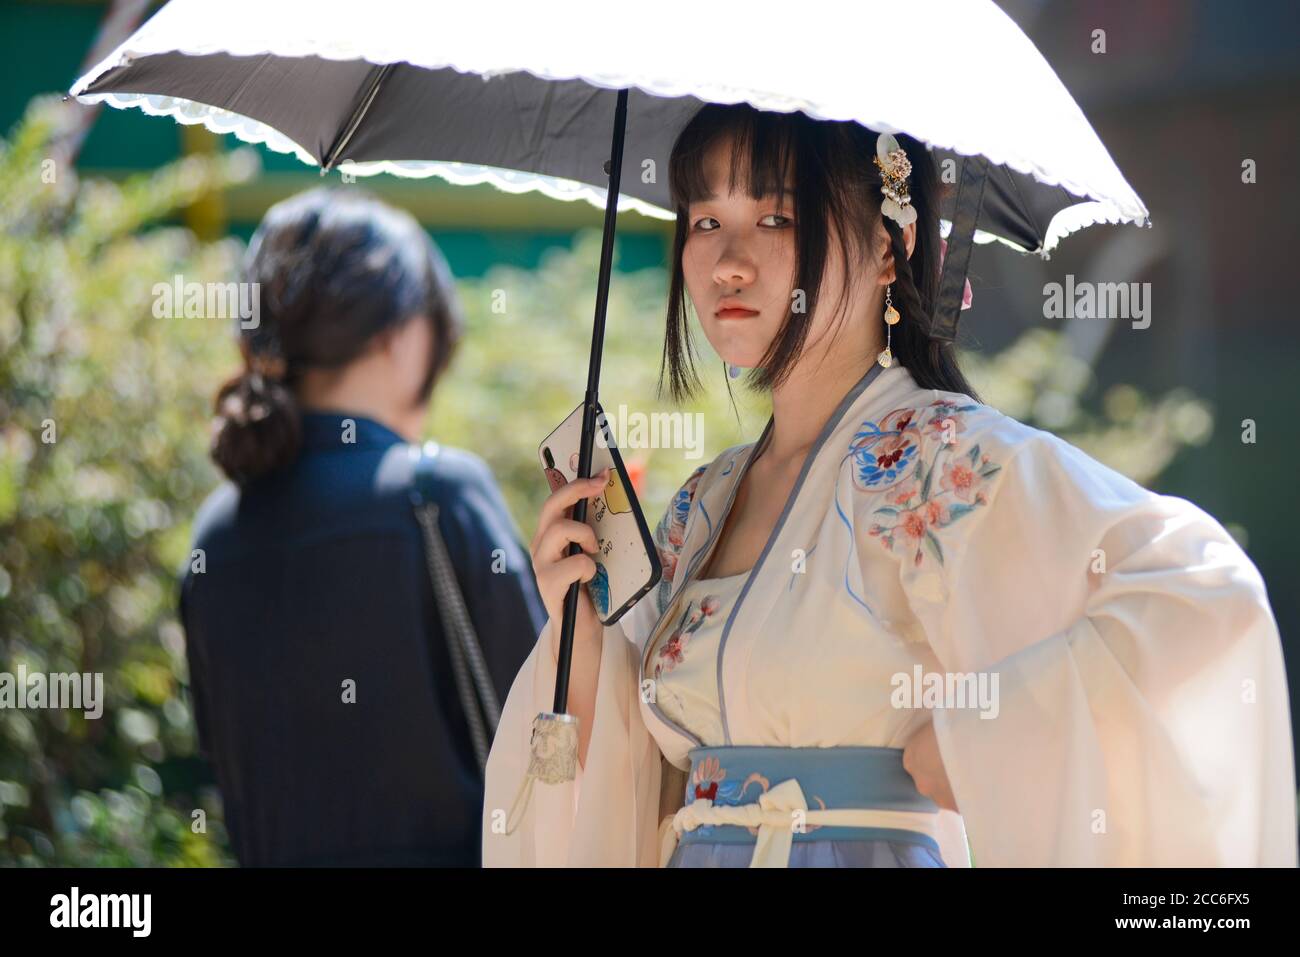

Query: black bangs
[667,103,801,211]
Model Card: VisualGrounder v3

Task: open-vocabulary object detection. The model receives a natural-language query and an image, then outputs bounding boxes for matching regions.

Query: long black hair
[662,103,978,404]
[211,187,464,485]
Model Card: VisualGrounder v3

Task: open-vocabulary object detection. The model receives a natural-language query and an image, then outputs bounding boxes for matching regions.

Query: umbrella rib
[322,62,395,172]
[1001,164,1046,252]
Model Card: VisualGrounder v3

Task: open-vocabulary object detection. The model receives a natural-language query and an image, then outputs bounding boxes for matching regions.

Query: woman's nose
[713,245,756,287]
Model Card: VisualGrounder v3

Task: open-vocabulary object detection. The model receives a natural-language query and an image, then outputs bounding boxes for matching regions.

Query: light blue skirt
[667,838,946,867]
[666,745,947,869]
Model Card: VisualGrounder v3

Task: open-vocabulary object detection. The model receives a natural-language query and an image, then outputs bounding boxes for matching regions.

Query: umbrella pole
[552,88,629,715]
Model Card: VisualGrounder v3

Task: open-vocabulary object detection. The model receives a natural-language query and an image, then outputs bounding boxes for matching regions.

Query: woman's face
[681,134,907,379]
[681,135,799,371]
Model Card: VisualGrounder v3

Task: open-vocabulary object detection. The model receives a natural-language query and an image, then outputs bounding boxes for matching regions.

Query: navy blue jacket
[179,412,544,866]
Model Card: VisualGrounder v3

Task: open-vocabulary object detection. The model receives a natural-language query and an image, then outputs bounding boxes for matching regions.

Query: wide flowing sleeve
[898,415,1296,866]
[482,465,708,867]
[480,614,663,866]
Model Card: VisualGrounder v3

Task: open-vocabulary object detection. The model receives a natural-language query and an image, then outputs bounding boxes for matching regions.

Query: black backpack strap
[409,441,501,776]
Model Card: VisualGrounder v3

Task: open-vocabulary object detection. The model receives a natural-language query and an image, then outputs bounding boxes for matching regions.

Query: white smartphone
[539,401,661,626]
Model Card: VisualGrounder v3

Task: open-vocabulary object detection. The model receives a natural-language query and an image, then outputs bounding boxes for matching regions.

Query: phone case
[539,401,662,626]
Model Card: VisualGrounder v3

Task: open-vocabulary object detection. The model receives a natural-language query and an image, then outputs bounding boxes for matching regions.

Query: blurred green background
[1,0,1296,865]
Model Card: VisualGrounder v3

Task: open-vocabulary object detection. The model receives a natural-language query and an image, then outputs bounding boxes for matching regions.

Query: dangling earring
[877,284,901,368]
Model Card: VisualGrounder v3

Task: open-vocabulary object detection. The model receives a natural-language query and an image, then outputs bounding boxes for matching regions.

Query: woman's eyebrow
[692,184,797,202]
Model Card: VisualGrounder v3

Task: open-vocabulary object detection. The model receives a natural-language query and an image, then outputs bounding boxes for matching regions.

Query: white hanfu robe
[483,362,1297,867]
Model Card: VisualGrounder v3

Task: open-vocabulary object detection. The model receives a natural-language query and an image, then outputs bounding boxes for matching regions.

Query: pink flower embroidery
[924,498,949,526]
[653,594,724,678]
[941,460,979,502]
[657,632,687,672]
[853,400,1002,568]
[891,484,917,505]
[900,511,927,543]
[659,549,678,583]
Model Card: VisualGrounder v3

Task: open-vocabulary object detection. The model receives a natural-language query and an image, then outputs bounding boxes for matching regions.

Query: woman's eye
[691,213,790,231]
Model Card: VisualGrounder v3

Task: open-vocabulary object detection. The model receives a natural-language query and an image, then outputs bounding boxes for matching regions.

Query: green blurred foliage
[962,329,1214,486]
[0,97,253,866]
[0,94,1212,866]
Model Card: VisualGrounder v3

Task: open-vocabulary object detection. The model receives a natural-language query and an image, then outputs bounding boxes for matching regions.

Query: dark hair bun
[210,371,301,485]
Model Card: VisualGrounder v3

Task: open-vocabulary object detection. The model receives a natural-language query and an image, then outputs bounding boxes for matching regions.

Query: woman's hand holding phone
[529,467,610,660]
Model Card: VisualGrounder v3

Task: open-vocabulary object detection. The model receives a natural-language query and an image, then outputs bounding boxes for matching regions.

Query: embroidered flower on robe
[849,399,1001,568]
[849,407,922,488]
[654,463,707,588]
[654,594,723,679]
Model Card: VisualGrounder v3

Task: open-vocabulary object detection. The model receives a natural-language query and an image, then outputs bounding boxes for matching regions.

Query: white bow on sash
[658,778,941,868]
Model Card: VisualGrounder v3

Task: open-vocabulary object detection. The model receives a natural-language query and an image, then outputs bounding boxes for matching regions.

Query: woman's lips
[716,307,760,319]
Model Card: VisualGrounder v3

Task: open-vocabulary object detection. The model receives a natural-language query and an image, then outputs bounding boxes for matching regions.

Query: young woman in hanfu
[483,103,1297,868]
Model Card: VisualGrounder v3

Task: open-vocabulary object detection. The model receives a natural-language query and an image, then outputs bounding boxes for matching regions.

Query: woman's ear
[876,220,918,286]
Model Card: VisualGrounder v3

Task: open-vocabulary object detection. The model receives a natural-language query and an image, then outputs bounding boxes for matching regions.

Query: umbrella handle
[553,88,629,715]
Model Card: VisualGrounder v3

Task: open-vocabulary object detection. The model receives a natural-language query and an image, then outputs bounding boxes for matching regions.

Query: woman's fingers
[530,467,610,626]
[533,517,600,565]
[531,469,609,552]
[545,552,599,589]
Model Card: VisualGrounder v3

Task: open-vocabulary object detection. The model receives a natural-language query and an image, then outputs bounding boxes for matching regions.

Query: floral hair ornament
[873,132,916,228]
[873,131,975,312]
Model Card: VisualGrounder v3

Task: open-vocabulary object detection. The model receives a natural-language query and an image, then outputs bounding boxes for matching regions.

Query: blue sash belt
[668,745,941,863]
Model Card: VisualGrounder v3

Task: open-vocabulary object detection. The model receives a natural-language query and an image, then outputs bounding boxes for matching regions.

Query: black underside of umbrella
[84,52,1080,266]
